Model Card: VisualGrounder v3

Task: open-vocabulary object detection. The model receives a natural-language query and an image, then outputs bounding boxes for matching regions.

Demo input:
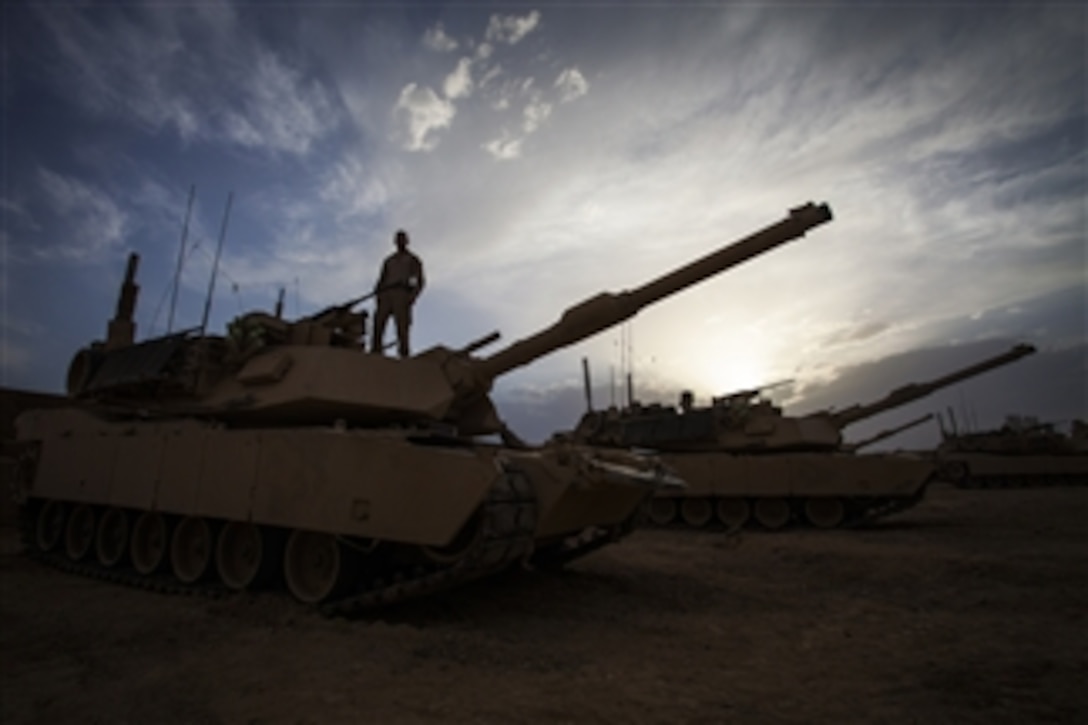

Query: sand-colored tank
[560,344,1035,530]
[10,202,833,611]
[934,415,1088,488]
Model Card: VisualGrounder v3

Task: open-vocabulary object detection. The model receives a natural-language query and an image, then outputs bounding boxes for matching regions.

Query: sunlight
[683,343,772,400]
[640,323,781,404]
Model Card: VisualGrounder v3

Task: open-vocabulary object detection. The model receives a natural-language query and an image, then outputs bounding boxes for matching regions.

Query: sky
[2,1,1085,447]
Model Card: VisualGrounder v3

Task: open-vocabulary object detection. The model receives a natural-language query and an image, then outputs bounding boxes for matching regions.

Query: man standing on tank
[371,229,425,358]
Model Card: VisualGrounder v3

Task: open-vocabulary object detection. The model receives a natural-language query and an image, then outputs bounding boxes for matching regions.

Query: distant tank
[9,202,833,611]
[559,344,1035,530]
[934,414,1088,488]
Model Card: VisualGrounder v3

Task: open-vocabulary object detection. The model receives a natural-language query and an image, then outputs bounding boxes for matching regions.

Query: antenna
[582,357,594,412]
[167,184,195,333]
[621,324,627,407]
[610,364,616,407]
[199,192,234,335]
[627,322,634,407]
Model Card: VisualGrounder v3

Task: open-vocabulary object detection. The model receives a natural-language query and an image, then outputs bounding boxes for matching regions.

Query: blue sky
[2,1,1085,446]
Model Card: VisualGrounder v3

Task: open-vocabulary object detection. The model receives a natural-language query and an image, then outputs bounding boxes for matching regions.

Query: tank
[559,344,1035,530]
[10,202,833,612]
[934,415,1088,488]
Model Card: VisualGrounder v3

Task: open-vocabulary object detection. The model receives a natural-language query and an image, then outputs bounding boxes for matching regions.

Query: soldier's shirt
[377,251,423,306]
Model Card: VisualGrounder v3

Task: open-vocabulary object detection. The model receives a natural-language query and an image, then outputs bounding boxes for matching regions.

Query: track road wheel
[804,498,845,529]
[95,508,130,568]
[680,498,713,528]
[64,504,96,561]
[216,522,280,590]
[753,498,791,530]
[648,498,678,526]
[171,517,215,584]
[130,512,170,575]
[283,530,356,604]
[716,498,750,529]
[36,500,66,552]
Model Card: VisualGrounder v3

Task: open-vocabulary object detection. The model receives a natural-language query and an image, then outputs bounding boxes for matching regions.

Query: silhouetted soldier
[371,229,425,358]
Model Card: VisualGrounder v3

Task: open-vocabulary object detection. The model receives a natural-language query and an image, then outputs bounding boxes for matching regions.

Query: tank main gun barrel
[843,413,934,452]
[830,343,1036,428]
[476,202,833,381]
[713,378,794,405]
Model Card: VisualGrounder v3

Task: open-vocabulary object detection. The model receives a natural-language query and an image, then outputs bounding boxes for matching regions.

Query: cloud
[485,10,541,45]
[821,320,894,348]
[31,5,341,155]
[318,157,393,221]
[423,22,458,52]
[34,169,127,260]
[393,83,456,151]
[0,197,40,236]
[392,10,585,157]
[218,49,341,155]
[482,133,524,161]
[522,97,553,134]
[555,67,588,102]
[444,57,474,100]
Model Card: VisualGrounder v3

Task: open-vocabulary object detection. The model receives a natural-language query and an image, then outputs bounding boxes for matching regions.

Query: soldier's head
[394,230,409,250]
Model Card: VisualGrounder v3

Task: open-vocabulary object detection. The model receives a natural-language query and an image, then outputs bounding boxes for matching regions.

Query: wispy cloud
[34,169,127,260]
[393,83,456,151]
[396,10,586,155]
[33,5,342,155]
[423,22,458,52]
[555,68,588,103]
[443,57,475,100]
[485,10,541,45]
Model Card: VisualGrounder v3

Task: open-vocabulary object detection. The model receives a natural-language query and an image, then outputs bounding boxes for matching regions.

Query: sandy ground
[1,484,1086,724]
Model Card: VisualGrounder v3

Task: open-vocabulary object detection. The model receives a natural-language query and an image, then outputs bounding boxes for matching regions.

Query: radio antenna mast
[167,183,195,333]
[199,191,234,335]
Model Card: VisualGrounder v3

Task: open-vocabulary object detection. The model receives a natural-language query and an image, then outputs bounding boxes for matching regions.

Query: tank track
[17,467,540,617]
[18,507,232,600]
[840,490,928,528]
[955,474,1088,489]
[321,468,537,617]
[649,488,930,532]
[529,503,645,570]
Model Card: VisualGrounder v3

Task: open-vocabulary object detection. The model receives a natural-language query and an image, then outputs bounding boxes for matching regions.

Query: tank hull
[645,451,934,530]
[935,452,1088,488]
[13,407,661,612]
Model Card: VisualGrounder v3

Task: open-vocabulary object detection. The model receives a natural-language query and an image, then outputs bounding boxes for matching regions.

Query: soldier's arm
[374,259,389,294]
[413,256,425,299]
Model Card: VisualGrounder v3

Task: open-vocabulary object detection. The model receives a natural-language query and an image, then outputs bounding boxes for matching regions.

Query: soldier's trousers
[372,301,412,358]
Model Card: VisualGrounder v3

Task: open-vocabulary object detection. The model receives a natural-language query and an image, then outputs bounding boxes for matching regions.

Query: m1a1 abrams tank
[10,202,833,612]
[560,344,1036,531]
[934,415,1088,488]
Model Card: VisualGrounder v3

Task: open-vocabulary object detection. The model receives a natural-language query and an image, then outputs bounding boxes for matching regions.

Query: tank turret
[571,343,1036,452]
[934,415,1088,488]
[63,202,834,437]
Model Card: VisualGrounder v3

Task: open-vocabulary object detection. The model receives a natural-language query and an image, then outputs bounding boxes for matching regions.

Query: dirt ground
[1,484,1086,724]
